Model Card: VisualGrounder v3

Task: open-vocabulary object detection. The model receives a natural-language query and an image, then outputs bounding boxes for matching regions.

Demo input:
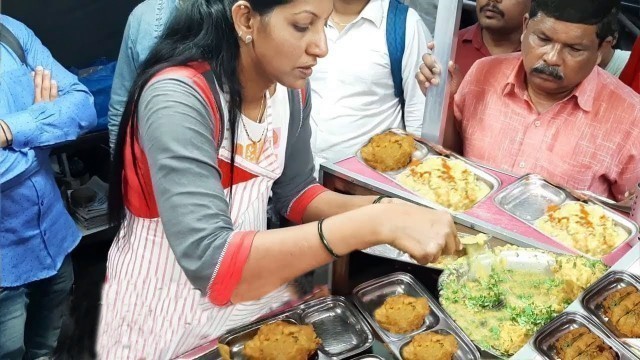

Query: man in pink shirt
[456,0,531,78]
[418,0,639,201]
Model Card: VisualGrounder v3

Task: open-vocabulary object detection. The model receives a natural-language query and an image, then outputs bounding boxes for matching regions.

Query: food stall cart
[206,0,640,358]
[313,0,640,357]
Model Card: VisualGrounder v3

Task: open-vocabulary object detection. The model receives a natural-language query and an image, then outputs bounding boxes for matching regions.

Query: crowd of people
[1,0,639,359]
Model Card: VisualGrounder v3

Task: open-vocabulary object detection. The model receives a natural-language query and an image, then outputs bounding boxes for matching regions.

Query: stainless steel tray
[353,272,480,360]
[362,232,509,271]
[217,296,373,360]
[350,356,385,360]
[355,129,501,213]
[355,128,430,176]
[494,174,639,259]
[580,271,640,339]
[532,311,636,360]
[494,174,569,222]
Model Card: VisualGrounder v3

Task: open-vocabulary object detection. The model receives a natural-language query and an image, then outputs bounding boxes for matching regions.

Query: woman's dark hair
[528,0,620,44]
[109,0,290,224]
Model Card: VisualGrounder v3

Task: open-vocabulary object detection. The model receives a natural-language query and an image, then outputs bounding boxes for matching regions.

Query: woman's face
[239,0,332,89]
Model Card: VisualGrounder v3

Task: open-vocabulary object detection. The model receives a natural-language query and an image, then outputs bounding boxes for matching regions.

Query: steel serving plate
[580,271,640,341]
[355,128,501,213]
[350,356,385,360]
[362,232,509,271]
[353,272,480,360]
[494,174,569,222]
[217,296,373,360]
[494,174,640,259]
[438,248,558,359]
[355,128,431,177]
[532,311,636,360]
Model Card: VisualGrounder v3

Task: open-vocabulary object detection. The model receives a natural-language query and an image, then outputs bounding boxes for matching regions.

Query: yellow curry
[439,250,607,357]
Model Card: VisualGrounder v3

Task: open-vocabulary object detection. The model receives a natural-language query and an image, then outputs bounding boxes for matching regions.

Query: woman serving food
[97,0,459,358]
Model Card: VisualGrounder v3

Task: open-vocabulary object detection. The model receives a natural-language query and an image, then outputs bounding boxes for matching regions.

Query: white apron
[96,95,296,359]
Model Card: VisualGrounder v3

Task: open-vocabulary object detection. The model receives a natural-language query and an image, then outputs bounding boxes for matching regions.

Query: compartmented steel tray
[580,271,640,341]
[217,296,374,360]
[532,311,636,360]
[494,174,639,259]
[353,272,480,360]
[355,128,501,212]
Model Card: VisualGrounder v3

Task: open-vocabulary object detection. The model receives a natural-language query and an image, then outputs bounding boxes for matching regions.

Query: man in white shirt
[599,32,631,77]
[310,0,430,176]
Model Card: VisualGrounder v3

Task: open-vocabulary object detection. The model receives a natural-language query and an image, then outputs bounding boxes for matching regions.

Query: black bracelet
[318,218,340,259]
[373,195,390,204]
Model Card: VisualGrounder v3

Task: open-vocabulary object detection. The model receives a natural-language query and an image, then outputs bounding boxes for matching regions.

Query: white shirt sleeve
[401,9,431,137]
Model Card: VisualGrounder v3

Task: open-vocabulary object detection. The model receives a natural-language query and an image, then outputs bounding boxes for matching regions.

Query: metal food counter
[319,156,636,295]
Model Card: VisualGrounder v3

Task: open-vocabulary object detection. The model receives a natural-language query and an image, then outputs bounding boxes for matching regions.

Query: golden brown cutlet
[615,304,640,337]
[243,321,321,360]
[556,327,590,359]
[563,333,601,360]
[555,327,617,360]
[573,343,616,360]
[609,292,640,323]
[401,332,458,360]
[373,294,430,334]
[602,286,638,319]
[361,132,415,172]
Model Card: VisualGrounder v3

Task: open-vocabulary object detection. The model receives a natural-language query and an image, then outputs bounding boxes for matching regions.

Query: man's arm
[401,10,431,137]
[0,17,96,150]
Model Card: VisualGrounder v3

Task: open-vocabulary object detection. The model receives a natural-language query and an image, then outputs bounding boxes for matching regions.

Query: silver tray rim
[531,311,636,360]
[352,272,480,359]
[493,173,640,260]
[580,270,640,341]
[217,296,374,360]
[354,129,502,213]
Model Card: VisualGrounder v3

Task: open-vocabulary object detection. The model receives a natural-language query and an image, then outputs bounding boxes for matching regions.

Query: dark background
[3,0,639,69]
[3,0,139,68]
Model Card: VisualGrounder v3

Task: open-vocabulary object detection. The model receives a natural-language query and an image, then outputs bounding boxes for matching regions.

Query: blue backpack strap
[386,0,409,108]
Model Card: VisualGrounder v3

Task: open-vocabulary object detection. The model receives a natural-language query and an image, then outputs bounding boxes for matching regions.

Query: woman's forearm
[301,190,378,223]
[231,203,385,303]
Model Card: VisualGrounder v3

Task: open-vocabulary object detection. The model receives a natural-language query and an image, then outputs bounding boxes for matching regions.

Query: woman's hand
[375,203,460,264]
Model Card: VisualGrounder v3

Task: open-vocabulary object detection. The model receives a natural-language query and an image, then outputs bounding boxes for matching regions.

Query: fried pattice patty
[243,321,321,360]
[555,327,615,360]
[361,131,415,172]
[602,285,640,337]
[374,294,430,334]
[401,332,458,360]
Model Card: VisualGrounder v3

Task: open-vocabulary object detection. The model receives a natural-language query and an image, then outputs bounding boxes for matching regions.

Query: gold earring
[245,35,253,44]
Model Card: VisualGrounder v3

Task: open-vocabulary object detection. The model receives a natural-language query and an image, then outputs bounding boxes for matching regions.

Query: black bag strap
[0,22,27,65]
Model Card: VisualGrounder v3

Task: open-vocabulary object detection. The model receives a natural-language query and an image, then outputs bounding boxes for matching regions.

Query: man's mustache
[479,3,505,17]
[532,63,565,81]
